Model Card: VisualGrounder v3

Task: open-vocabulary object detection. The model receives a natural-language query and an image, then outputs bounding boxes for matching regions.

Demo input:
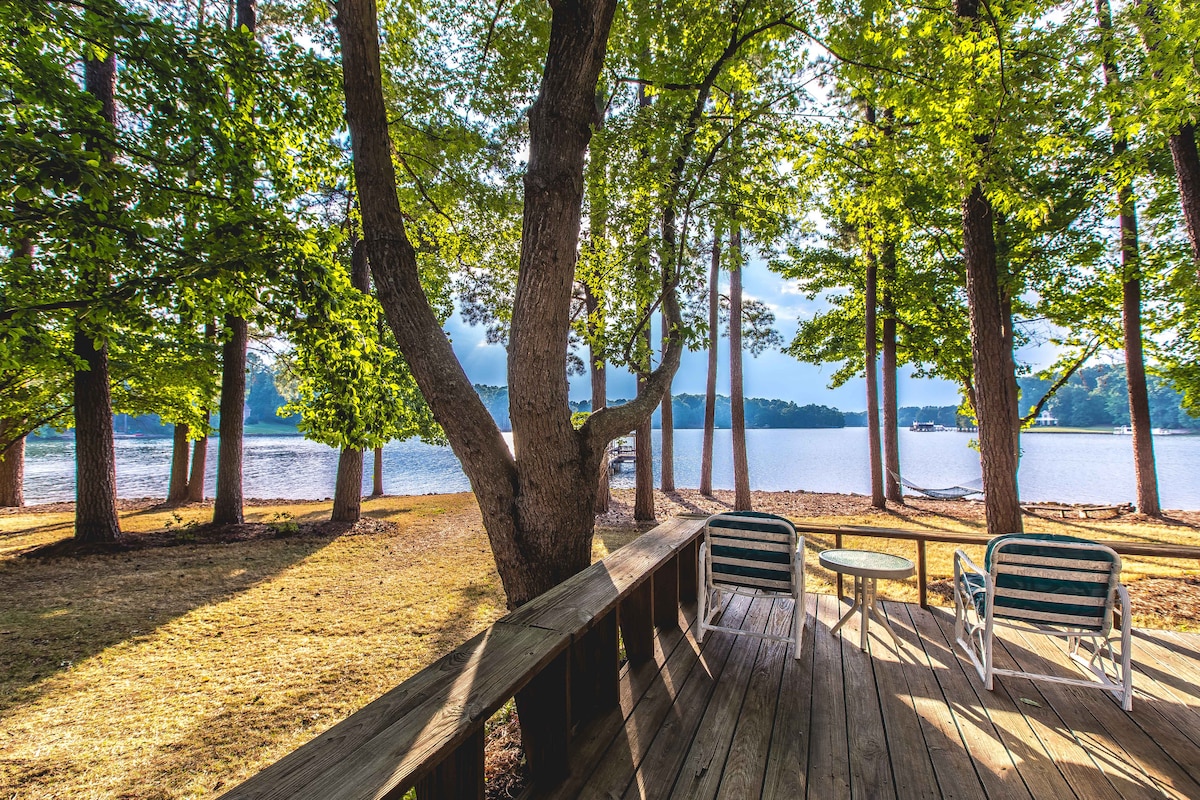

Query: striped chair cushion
[706,511,796,592]
[981,534,1117,631]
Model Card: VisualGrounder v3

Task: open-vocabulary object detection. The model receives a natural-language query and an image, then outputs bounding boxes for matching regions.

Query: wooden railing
[796,523,1200,609]
[219,516,706,800]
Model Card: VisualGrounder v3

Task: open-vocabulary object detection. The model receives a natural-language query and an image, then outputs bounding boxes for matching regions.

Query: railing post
[571,610,619,727]
[918,539,928,608]
[416,728,484,800]
[653,555,680,630]
[678,540,699,604]
[515,650,570,789]
[619,580,654,665]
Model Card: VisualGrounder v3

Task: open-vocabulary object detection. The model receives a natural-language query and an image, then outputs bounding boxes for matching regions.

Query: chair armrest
[954,549,986,578]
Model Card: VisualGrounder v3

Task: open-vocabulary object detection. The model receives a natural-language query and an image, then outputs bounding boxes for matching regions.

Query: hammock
[891,471,984,500]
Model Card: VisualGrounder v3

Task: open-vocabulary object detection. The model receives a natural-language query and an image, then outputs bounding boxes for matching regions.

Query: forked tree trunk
[0,421,25,508]
[730,226,751,511]
[74,40,121,542]
[372,446,384,496]
[634,327,655,522]
[332,447,364,522]
[167,423,190,504]
[213,313,247,525]
[659,307,674,493]
[881,243,902,503]
[700,232,720,496]
[1170,124,1200,275]
[1097,0,1161,515]
[865,251,884,509]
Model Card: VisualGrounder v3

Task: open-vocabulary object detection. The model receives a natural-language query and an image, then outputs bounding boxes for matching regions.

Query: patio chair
[953,533,1133,710]
[697,511,806,659]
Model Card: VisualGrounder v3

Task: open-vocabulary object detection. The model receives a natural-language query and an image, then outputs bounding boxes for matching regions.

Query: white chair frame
[697,512,806,660]
[954,536,1133,711]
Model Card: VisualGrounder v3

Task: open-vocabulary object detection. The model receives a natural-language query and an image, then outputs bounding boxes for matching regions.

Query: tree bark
[587,286,610,513]
[187,417,208,502]
[73,328,121,541]
[0,420,25,508]
[634,324,655,522]
[1169,124,1200,276]
[332,447,364,522]
[963,183,1022,533]
[1097,0,1161,515]
[865,250,884,508]
[212,314,247,525]
[659,307,674,493]
[73,37,121,542]
[700,232,721,496]
[372,446,384,496]
[730,226,751,510]
[336,0,683,609]
[881,243,902,503]
[167,423,190,504]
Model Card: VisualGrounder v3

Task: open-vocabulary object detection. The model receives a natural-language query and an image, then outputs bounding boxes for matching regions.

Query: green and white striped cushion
[981,534,1117,632]
[706,511,796,592]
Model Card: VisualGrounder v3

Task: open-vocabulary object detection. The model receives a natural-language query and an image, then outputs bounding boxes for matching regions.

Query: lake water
[19,428,1200,509]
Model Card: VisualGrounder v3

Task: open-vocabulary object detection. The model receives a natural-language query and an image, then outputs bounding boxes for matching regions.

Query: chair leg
[793,556,806,660]
[697,543,707,643]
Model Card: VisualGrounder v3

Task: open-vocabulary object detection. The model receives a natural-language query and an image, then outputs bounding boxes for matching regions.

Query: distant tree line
[1020,365,1200,430]
[842,406,965,428]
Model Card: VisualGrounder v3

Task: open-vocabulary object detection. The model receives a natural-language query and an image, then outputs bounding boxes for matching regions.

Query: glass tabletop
[818,548,915,578]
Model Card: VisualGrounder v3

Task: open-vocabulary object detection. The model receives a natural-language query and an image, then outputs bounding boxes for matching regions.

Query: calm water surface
[21,428,1200,509]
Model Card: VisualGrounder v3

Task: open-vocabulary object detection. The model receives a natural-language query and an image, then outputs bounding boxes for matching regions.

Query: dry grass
[0,489,1197,800]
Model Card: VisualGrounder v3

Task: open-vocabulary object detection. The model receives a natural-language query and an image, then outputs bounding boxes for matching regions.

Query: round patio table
[819,549,915,652]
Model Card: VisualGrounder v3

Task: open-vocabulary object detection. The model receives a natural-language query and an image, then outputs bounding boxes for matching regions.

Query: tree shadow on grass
[0,525,353,716]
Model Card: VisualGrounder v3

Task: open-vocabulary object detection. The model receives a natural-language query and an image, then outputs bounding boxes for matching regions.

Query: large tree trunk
[73,328,121,541]
[337,0,685,610]
[1098,0,1161,515]
[167,423,190,504]
[332,447,364,522]
[881,243,902,503]
[634,325,655,522]
[212,314,247,525]
[586,285,610,513]
[659,307,674,493]
[1169,124,1200,275]
[963,184,1022,533]
[372,446,384,496]
[700,232,720,496]
[0,420,25,508]
[730,226,751,510]
[864,250,884,509]
[74,38,121,542]
[187,418,208,502]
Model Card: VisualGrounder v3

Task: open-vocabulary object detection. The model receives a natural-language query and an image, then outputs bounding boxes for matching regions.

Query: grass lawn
[1,491,1198,799]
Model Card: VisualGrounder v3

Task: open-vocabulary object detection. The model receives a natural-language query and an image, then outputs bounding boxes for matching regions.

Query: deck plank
[759,593,818,800]
[1004,625,1200,799]
[806,594,852,800]
[843,610,896,799]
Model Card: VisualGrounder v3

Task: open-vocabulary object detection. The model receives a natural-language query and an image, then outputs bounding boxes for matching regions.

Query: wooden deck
[537,593,1200,800]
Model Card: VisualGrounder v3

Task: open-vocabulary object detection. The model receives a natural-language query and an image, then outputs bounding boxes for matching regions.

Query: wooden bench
[218,516,705,800]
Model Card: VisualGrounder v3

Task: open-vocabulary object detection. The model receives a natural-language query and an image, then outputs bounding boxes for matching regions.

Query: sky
[446,256,969,413]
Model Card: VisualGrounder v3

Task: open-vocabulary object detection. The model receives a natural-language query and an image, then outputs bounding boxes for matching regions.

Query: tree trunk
[865,250,884,509]
[332,446,364,522]
[1097,0,1161,515]
[1169,123,1200,275]
[730,226,751,510]
[659,308,674,493]
[881,242,902,503]
[372,446,384,496]
[73,328,121,541]
[634,324,655,522]
[586,285,610,513]
[0,421,25,508]
[74,37,121,542]
[187,419,208,502]
[213,314,247,525]
[701,232,721,497]
[167,423,190,504]
[963,184,1022,534]
[338,0,681,610]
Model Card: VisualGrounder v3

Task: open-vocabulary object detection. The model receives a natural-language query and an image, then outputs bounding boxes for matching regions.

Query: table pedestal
[830,574,902,651]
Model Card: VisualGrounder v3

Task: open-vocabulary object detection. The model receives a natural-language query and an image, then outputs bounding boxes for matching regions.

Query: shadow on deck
[543,594,1200,800]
